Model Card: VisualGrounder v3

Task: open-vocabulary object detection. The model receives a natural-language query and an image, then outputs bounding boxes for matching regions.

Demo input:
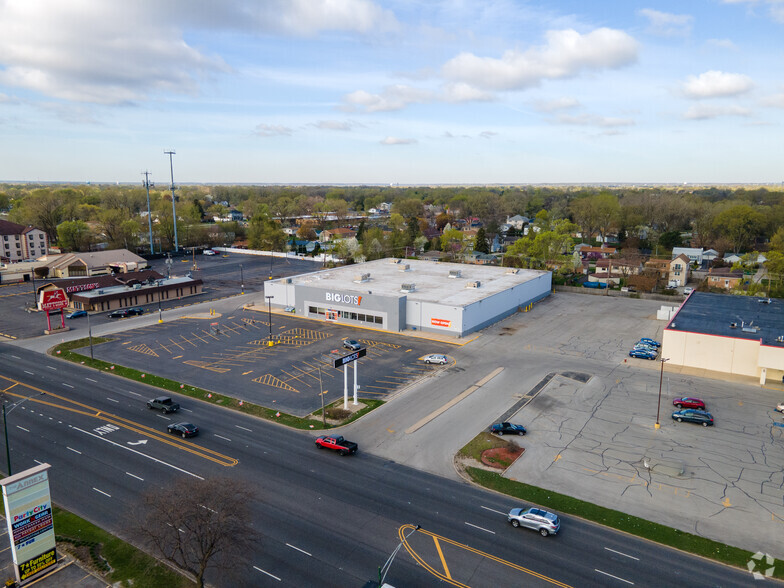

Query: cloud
[705,38,738,50]
[639,8,693,36]
[440,83,494,103]
[380,136,416,145]
[554,113,635,127]
[441,28,638,92]
[721,0,784,24]
[310,120,362,131]
[479,131,498,139]
[0,93,20,105]
[342,85,434,112]
[254,123,293,137]
[760,93,784,108]
[533,97,580,112]
[683,104,751,119]
[682,71,753,98]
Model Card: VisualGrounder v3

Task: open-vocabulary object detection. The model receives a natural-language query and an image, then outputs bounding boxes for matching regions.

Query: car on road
[203,249,217,255]
[66,310,87,319]
[672,409,714,426]
[168,422,199,438]
[422,354,448,365]
[507,507,560,537]
[639,338,661,347]
[147,396,180,414]
[315,435,358,456]
[342,339,361,351]
[673,397,706,410]
[629,349,657,360]
[775,403,784,413]
[490,422,526,436]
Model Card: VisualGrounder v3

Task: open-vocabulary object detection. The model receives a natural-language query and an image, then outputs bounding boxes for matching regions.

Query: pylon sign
[333,348,366,368]
[39,289,68,311]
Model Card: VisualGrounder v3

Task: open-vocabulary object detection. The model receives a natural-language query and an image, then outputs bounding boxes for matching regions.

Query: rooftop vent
[133,283,141,289]
[353,273,371,283]
[505,268,519,275]
[284,277,292,284]
[401,283,416,292]
[466,280,481,289]
[389,258,401,264]
[776,335,784,343]
[730,322,737,329]
[398,264,410,272]
[742,325,759,333]
[448,270,462,279]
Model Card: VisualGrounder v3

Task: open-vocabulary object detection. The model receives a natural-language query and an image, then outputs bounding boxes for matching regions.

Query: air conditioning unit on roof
[466,280,481,288]
[401,283,416,292]
[398,264,410,272]
[353,273,371,283]
[448,270,461,278]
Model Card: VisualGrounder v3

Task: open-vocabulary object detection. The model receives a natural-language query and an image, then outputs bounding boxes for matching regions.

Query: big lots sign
[39,289,68,311]
[326,292,362,306]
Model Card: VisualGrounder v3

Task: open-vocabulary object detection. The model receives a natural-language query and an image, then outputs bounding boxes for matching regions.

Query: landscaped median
[52,337,382,430]
[463,464,782,580]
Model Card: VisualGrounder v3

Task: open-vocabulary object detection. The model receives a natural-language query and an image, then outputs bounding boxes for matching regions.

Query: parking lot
[75,308,452,416]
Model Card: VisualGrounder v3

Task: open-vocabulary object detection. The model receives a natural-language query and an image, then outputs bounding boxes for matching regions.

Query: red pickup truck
[315,435,358,456]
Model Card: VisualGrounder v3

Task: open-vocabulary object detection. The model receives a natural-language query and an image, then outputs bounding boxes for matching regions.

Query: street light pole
[655,357,670,429]
[157,280,163,323]
[265,295,273,347]
[239,263,244,295]
[378,524,421,586]
[3,392,46,475]
[318,364,326,427]
[164,149,179,252]
[87,309,94,359]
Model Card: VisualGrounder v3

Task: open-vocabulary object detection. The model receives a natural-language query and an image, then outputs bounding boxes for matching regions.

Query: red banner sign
[39,289,68,310]
[431,318,451,328]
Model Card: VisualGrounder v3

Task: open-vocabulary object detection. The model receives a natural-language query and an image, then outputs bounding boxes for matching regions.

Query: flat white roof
[75,276,195,299]
[285,258,549,307]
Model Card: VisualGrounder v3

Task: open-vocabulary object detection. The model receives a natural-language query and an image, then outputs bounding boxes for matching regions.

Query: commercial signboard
[0,463,57,584]
[431,318,451,328]
[333,347,367,368]
[39,289,68,311]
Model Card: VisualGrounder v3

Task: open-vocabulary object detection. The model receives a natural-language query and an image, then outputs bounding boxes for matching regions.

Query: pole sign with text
[0,463,57,585]
[39,289,69,311]
[333,347,367,368]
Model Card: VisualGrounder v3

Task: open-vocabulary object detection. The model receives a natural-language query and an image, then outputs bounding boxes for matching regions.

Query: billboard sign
[0,463,57,584]
[333,347,367,368]
[39,289,68,311]
[431,318,451,328]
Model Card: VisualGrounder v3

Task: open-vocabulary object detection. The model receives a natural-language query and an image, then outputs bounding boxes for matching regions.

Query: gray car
[507,507,560,536]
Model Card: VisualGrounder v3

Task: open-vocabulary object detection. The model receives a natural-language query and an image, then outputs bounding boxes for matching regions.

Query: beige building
[0,220,48,262]
[39,250,147,278]
[663,292,784,384]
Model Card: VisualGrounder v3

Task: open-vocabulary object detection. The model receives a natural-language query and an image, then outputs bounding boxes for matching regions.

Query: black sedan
[671,409,713,426]
[490,422,527,436]
[107,309,131,318]
[167,422,199,438]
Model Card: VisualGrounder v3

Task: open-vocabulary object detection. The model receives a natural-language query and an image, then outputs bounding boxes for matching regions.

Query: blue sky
[1,0,783,185]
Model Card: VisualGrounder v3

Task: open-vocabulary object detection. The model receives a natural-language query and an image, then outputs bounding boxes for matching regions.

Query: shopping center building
[262,258,551,337]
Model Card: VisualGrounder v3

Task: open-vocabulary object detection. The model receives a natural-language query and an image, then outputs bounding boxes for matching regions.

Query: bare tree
[134,477,259,588]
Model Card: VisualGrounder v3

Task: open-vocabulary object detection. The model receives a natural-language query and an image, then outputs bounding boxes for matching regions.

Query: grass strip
[458,432,518,462]
[53,338,382,430]
[466,466,781,579]
[53,506,192,587]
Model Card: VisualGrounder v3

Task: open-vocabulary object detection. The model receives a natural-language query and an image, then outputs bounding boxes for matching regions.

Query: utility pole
[164,149,179,252]
[142,171,155,255]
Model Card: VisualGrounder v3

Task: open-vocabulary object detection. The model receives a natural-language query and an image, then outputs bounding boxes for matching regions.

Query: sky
[1,0,783,185]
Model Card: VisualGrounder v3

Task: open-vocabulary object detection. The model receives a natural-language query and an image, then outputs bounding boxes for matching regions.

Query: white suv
[507,507,560,537]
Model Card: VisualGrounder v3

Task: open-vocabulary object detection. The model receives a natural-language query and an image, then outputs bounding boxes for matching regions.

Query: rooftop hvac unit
[389,258,401,264]
[401,283,416,292]
[133,283,141,289]
[97,289,104,294]
[466,281,481,289]
[398,264,410,272]
[742,325,759,333]
[448,270,461,278]
[353,273,371,283]
[505,268,519,274]
[284,277,292,284]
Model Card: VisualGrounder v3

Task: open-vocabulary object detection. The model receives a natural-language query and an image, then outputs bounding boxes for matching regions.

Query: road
[0,343,760,587]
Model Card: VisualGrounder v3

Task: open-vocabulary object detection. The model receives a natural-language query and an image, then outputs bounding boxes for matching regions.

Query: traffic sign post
[333,348,366,408]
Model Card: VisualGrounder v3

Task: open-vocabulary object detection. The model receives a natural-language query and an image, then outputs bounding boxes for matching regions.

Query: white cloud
[479,131,498,139]
[760,93,784,108]
[240,0,399,35]
[310,120,362,131]
[706,38,738,50]
[440,83,494,103]
[0,93,20,104]
[533,97,580,112]
[441,28,638,91]
[555,113,635,127]
[380,136,416,145]
[639,8,693,36]
[682,70,753,98]
[342,85,434,112]
[683,104,751,119]
[721,0,784,23]
[254,123,293,137]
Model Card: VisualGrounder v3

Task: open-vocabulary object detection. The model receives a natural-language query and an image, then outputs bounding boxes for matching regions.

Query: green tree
[56,220,92,252]
[247,211,286,251]
[769,227,784,253]
[440,228,465,257]
[713,205,765,253]
[658,231,682,250]
[474,226,490,253]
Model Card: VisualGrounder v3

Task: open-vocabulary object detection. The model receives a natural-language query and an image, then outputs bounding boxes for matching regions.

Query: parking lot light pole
[378,524,421,586]
[157,281,163,323]
[239,263,244,294]
[655,357,670,429]
[318,365,326,427]
[265,295,273,347]
[86,310,94,359]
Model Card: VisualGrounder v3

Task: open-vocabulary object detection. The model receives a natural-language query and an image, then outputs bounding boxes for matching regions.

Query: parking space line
[280,369,307,385]
[179,335,198,347]
[168,338,185,351]
[191,331,210,344]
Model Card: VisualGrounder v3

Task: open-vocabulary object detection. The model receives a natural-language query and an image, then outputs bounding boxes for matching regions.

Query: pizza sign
[39,289,69,311]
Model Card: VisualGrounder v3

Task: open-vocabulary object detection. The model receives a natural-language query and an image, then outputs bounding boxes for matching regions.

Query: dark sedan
[167,422,199,438]
[673,397,705,410]
[490,422,526,436]
[107,309,131,318]
[66,310,87,319]
[672,409,713,426]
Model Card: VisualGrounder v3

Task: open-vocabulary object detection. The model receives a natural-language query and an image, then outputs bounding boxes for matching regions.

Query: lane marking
[181,408,193,413]
[47,366,57,370]
[127,391,142,397]
[24,371,34,375]
[253,566,281,581]
[595,569,634,585]
[433,536,452,579]
[16,426,30,433]
[126,472,144,481]
[93,488,111,498]
[86,378,98,383]
[67,447,82,454]
[62,383,74,388]
[73,426,204,479]
[214,434,231,442]
[464,522,495,534]
[106,398,119,403]
[286,543,312,556]
[11,356,20,360]
[480,505,507,516]
[235,425,252,432]
[157,414,171,420]
[604,547,639,561]
[34,460,45,465]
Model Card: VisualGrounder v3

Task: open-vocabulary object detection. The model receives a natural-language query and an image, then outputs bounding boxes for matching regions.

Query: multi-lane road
[0,342,758,587]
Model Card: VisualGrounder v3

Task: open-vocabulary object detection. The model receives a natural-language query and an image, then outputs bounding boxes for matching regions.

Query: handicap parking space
[79,309,454,416]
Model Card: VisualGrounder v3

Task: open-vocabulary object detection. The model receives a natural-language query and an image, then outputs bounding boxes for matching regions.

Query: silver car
[507,507,560,537]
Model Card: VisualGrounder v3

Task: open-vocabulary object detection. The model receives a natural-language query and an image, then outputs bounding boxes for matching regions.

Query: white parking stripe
[254,566,281,581]
[465,522,495,534]
[604,547,639,561]
[595,569,634,585]
[67,447,82,454]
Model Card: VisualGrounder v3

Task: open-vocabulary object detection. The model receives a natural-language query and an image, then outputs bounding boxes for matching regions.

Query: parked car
[629,349,657,360]
[683,287,694,295]
[168,422,199,438]
[342,339,361,351]
[507,507,560,537]
[673,397,705,410]
[203,249,217,256]
[639,338,661,347]
[127,307,144,315]
[775,403,784,413]
[490,422,526,436]
[66,310,87,319]
[147,396,180,414]
[107,309,130,318]
[422,354,448,365]
[632,343,658,352]
[672,409,714,426]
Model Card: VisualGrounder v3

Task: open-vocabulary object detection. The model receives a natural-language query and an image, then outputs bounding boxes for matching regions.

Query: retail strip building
[263,258,551,337]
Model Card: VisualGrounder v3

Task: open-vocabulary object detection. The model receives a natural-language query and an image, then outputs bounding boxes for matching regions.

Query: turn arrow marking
[127,440,148,446]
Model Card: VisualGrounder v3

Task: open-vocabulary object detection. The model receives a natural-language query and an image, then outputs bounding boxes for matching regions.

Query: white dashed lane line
[595,569,634,585]
[86,378,98,383]
[286,543,312,556]
[24,371,33,376]
[126,472,144,481]
[93,488,111,498]
[62,383,73,388]
[47,366,56,370]
[156,414,171,420]
[67,447,82,455]
[254,566,281,581]
[235,425,252,432]
[465,522,495,534]
[214,434,231,442]
[106,398,119,403]
[16,426,29,432]
[480,505,506,516]
[604,547,639,561]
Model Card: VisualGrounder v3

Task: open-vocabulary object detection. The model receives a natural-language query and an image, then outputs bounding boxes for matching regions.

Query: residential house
[644,258,670,280]
[0,219,48,263]
[702,249,719,263]
[672,247,704,265]
[575,245,617,261]
[463,251,497,265]
[505,215,529,230]
[707,267,743,290]
[320,227,357,242]
[668,254,690,287]
[723,253,742,265]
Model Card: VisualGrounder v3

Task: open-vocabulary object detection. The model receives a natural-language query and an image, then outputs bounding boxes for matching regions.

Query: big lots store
[262,258,551,338]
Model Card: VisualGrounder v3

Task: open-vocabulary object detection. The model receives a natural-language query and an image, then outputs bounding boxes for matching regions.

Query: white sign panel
[1,463,57,584]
